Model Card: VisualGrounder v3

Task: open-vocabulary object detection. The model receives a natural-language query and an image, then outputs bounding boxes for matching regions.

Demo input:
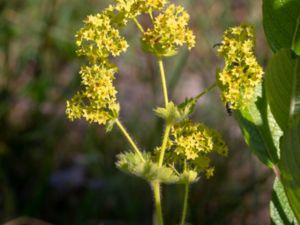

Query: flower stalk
[158,125,171,167]
[133,17,144,33]
[158,59,169,107]
[153,57,170,225]
[195,82,218,100]
[116,119,145,162]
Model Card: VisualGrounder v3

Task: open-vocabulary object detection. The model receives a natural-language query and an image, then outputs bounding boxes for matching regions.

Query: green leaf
[141,38,178,57]
[154,100,196,125]
[265,49,300,131]
[177,98,196,118]
[279,118,300,223]
[154,102,181,124]
[116,151,179,183]
[105,119,116,132]
[263,0,300,54]
[235,83,280,166]
[178,170,198,184]
[271,178,298,225]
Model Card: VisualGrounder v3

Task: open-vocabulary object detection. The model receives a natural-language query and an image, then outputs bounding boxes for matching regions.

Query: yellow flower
[141,0,166,11]
[217,25,264,110]
[205,167,214,179]
[66,62,120,125]
[75,13,128,63]
[165,120,228,177]
[172,121,213,160]
[113,0,166,20]
[142,4,195,57]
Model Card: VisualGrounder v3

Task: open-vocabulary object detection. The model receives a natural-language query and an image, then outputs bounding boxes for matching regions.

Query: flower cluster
[217,25,264,110]
[66,62,120,125]
[66,10,129,126]
[66,0,196,126]
[142,4,196,57]
[75,13,128,62]
[165,120,228,179]
[112,0,166,20]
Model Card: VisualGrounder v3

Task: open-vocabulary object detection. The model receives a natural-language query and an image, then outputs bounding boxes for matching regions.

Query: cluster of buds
[66,62,120,125]
[142,4,195,57]
[66,11,129,126]
[165,120,228,181]
[112,0,166,20]
[217,25,264,110]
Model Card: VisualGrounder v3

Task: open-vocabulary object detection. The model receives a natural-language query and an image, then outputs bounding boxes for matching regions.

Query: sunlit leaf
[263,0,300,54]
[235,84,280,166]
[265,49,300,131]
[270,178,298,225]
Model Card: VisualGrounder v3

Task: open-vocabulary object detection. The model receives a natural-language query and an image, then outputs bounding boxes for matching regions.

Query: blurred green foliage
[0,0,273,224]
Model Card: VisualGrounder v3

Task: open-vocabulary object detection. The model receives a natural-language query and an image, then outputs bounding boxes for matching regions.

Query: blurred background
[0,0,274,224]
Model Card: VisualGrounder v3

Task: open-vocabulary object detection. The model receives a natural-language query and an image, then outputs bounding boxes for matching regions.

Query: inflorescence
[217,25,264,110]
[66,0,195,127]
[142,4,195,57]
[165,120,228,180]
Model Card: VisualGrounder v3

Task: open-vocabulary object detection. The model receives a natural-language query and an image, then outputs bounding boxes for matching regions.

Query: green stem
[115,119,145,162]
[158,59,169,107]
[158,125,171,167]
[180,183,189,225]
[133,17,144,33]
[152,181,164,225]
[157,57,171,167]
[150,58,170,225]
[148,10,154,23]
[195,81,218,100]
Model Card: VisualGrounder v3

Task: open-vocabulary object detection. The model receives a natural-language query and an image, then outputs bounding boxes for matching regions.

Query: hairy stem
[133,17,144,33]
[115,119,145,162]
[195,81,218,100]
[152,181,164,225]
[158,59,169,107]
[180,183,189,225]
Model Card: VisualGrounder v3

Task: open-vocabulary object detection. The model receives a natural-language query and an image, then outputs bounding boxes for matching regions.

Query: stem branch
[133,17,144,33]
[158,59,169,107]
[158,125,171,167]
[116,119,145,162]
[157,57,170,167]
[148,10,154,23]
[195,81,218,100]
